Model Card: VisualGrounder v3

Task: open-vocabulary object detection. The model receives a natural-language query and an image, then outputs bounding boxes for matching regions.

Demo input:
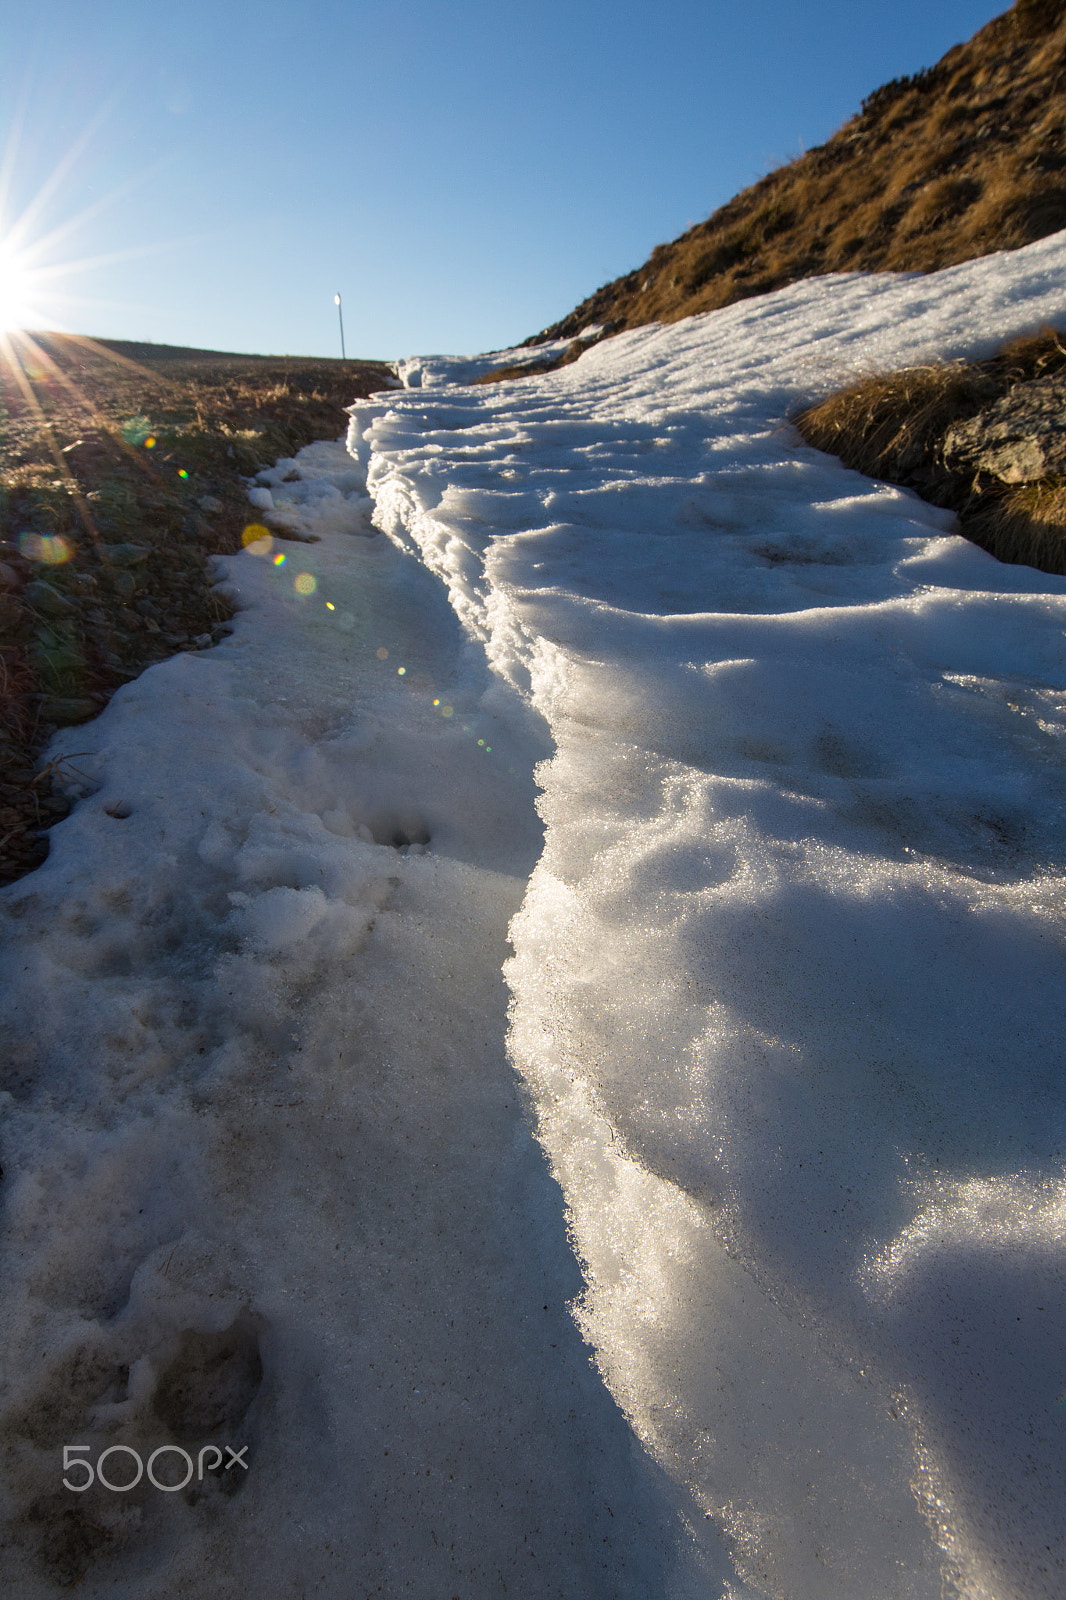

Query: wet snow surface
[4,234,1066,1598]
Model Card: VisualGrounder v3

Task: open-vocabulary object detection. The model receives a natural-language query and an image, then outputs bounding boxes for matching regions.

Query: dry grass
[0,331,393,883]
[473,338,593,386]
[791,327,1066,574]
[971,477,1066,568]
[532,0,1066,345]
[791,363,996,483]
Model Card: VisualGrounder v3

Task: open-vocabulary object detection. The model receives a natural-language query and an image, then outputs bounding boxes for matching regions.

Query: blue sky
[0,0,1003,359]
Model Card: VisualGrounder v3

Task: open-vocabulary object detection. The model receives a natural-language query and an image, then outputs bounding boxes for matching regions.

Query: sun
[0,239,40,333]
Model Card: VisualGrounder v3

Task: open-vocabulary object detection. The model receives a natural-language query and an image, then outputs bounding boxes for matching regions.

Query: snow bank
[393,329,590,390]
[347,233,1066,1600]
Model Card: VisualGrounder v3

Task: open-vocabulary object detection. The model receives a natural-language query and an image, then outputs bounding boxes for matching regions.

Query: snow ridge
[347,234,1066,1600]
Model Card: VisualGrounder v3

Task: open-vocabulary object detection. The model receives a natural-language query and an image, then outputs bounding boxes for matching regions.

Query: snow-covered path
[4,232,1066,1599]
[0,457,710,1595]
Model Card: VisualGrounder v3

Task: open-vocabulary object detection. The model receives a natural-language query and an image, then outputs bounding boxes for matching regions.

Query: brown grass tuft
[792,363,995,482]
[972,478,1066,570]
[473,338,598,385]
[792,327,1066,575]
[991,325,1066,380]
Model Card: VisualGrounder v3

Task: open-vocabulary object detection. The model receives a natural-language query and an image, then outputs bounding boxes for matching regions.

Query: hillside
[0,333,392,882]
[529,0,1066,345]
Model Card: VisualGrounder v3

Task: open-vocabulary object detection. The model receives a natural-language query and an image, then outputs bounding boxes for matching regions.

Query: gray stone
[24,580,78,617]
[100,542,150,566]
[40,695,99,724]
[943,373,1066,483]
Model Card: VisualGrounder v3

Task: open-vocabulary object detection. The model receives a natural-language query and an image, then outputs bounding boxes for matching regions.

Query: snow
[4,231,1066,1598]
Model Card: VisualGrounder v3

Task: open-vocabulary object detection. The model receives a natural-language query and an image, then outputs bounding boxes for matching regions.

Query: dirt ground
[0,331,395,883]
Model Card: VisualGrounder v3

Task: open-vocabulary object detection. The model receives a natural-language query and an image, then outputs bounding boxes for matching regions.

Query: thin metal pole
[334,293,346,360]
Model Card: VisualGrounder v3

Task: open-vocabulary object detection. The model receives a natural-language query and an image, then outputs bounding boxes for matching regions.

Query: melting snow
[4,233,1066,1598]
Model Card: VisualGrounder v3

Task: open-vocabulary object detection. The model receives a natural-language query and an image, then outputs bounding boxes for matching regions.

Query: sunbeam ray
[0,329,102,545]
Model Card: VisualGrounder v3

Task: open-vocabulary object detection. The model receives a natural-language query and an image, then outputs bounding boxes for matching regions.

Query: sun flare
[0,240,39,333]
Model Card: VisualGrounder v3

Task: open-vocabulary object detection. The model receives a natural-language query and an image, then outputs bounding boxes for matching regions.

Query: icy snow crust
[351,236,1066,1600]
[1,236,1065,1598]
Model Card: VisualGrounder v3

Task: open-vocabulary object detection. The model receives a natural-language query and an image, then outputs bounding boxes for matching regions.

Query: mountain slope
[530,0,1066,344]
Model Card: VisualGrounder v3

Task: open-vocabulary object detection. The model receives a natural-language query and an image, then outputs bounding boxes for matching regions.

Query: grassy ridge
[530,0,1066,344]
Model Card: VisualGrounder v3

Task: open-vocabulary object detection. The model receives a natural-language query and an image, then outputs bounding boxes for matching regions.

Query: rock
[99,542,150,566]
[39,695,99,724]
[198,495,223,513]
[0,561,18,589]
[943,373,1066,483]
[0,596,25,631]
[24,580,78,617]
